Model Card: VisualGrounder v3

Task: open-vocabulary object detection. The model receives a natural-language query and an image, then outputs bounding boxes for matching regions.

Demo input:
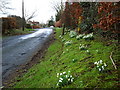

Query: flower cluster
[79,44,87,50]
[59,35,63,39]
[56,71,74,87]
[69,31,77,38]
[76,34,85,40]
[83,33,94,40]
[94,60,107,72]
[65,41,72,46]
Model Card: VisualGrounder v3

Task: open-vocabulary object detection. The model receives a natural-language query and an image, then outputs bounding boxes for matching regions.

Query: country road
[2,28,53,79]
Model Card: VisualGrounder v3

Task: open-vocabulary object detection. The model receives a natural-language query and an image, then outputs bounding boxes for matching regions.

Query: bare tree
[24,9,37,22]
[22,0,37,31]
[0,0,12,14]
[51,0,65,21]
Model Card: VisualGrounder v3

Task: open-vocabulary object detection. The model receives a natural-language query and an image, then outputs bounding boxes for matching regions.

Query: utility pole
[22,0,25,31]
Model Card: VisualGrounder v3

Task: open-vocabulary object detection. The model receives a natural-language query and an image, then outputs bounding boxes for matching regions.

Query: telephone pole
[22,0,25,31]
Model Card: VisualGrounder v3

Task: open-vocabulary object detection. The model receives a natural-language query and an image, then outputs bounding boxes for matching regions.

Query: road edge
[3,30,56,88]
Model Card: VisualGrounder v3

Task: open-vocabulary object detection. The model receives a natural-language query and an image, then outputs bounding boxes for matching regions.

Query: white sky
[1,0,119,23]
[1,0,66,23]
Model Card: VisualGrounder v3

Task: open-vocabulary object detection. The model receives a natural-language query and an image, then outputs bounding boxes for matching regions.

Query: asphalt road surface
[2,28,53,79]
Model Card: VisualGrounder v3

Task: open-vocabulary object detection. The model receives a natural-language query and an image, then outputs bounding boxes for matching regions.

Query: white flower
[99,68,101,71]
[57,83,59,86]
[60,78,63,81]
[63,52,65,54]
[70,75,72,78]
[97,61,99,65]
[99,60,102,64]
[102,66,104,70]
[66,75,68,78]
[94,62,97,65]
[68,71,70,73]
[104,63,107,67]
[57,73,59,77]
[68,78,70,81]
[71,79,73,82]
[59,80,62,82]
[60,73,62,76]
[86,50,89,52]
[97,65,99,67]
[63,72,66,74]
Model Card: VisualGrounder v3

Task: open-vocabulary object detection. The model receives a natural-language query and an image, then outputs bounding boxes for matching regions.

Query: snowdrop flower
[102,66,104,70]
[63,72,66,74]
[104,63,107,67]
[99,60,102,64]
[68,78,70,81]
[87,50,89,52]
[57,73,59,75]
[97,61,99,65]
[71,79,73,82]
[57,83,59,86]
[99,68,101,71]
[60,78,63,81]
[59,80,62,82]
[60,73,62,76]
[57,73,59,77]
[66,75,68,78]
[94,62,97,65]
[70,75,72,78]
[97,65,99,68]
[68,71,70,73]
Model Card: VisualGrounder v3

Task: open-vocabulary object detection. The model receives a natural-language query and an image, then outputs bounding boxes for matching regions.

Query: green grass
[3,28,35,36]
[12,28,119,88]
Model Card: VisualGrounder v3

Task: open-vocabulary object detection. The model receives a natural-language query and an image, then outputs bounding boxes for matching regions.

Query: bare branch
[24,10,37,22]
[0,0,12,14]
[110,51,117,70]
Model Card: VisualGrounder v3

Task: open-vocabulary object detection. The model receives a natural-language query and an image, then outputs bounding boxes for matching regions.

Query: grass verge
[3,28,36,36]
[11,28,119,88]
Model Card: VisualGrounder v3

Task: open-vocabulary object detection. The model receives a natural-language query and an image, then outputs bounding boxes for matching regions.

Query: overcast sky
[1,0,119,23]
[1,0,66,23]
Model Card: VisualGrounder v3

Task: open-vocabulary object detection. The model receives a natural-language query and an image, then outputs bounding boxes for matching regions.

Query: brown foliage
[62,2,82,29]
[93,2,120,33]
[55,19,62,27]
[1,17,17,34]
